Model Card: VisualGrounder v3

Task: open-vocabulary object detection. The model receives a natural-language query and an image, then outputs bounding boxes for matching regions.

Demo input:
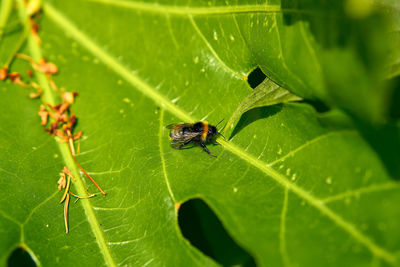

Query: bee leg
[177,144,186,149]
[200,142,216,157]
[177,140,192,149]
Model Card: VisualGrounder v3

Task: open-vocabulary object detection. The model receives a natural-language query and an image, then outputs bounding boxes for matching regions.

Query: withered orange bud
[58,103,69,115]
[51,122,58,130]
[0,67,8,80]
[27,69,33,77]
[49,111,60,121]
[8,72,30,88]
[62,123,68,132]
[69,115,77,127]
[62,166,72,176]
[38,58,58,74]
[8,72,21,81]
[45,122,58,134]
[38,105,48,125]
[60,113,68,123]
[46,103,59,112]
[62,92,75,104]
[58,172,66,191]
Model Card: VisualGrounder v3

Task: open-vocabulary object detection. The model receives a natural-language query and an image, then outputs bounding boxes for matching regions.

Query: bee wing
[166,123,180,129]
[169,132,201,149]
[166,123,192,129]
[176,131,202,140]
[170,140,185,149]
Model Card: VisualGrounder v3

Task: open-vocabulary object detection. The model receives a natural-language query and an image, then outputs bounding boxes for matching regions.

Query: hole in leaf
[7,247,37,267]
[247,67,267,89]
[178,198,257,266]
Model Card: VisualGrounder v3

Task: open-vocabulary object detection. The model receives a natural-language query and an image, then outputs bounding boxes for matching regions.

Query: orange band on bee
[173,124,182,130]
[201,122,208,141]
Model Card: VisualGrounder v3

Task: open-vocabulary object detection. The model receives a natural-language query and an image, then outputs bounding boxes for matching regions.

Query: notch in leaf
[8,247,37,267]
[178,198,256,266]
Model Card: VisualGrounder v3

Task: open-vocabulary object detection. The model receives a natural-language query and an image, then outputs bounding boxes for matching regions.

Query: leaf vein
[87,0,282,16]
[22,191,59,226]
[267,130,357,166]
[299,23,322,75]
[165,14,179,50]
[322,182,400,203]
[0,209,22,226]
[188,15,244,79]
[158,108,176,203]
[279,187,291,267]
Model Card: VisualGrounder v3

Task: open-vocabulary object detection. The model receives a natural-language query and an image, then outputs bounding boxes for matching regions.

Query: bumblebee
[166,120,224,156]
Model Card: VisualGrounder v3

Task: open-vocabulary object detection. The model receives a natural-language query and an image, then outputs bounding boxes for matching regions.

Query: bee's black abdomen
[193,122,203,132]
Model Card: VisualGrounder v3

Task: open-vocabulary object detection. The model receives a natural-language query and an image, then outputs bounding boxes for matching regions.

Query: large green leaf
[1,0,399,266]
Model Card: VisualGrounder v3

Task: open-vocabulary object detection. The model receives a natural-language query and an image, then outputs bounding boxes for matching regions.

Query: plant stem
[0,0,14,42]
[3,25,29,67]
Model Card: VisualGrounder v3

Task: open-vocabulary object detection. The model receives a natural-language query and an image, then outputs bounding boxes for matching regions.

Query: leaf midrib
[87,0,282,15]
[87,0,321,17]
[16,1,116,267]
[43,2,397,265]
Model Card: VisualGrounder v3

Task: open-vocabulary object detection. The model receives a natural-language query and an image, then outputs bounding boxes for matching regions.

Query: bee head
[209,125,217,136]
[214,119,226,141]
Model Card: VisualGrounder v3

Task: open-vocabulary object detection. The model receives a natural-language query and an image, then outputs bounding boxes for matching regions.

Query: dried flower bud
[38,105,48,125]
[62,92,75,104]
[58,173,66,191]
[0,67,8,80]
[38,58,58,75]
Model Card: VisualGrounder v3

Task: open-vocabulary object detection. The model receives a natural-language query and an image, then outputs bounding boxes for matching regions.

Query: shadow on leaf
[178,198,256,267]
[229,105,282,140]
[356,122,400,181]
